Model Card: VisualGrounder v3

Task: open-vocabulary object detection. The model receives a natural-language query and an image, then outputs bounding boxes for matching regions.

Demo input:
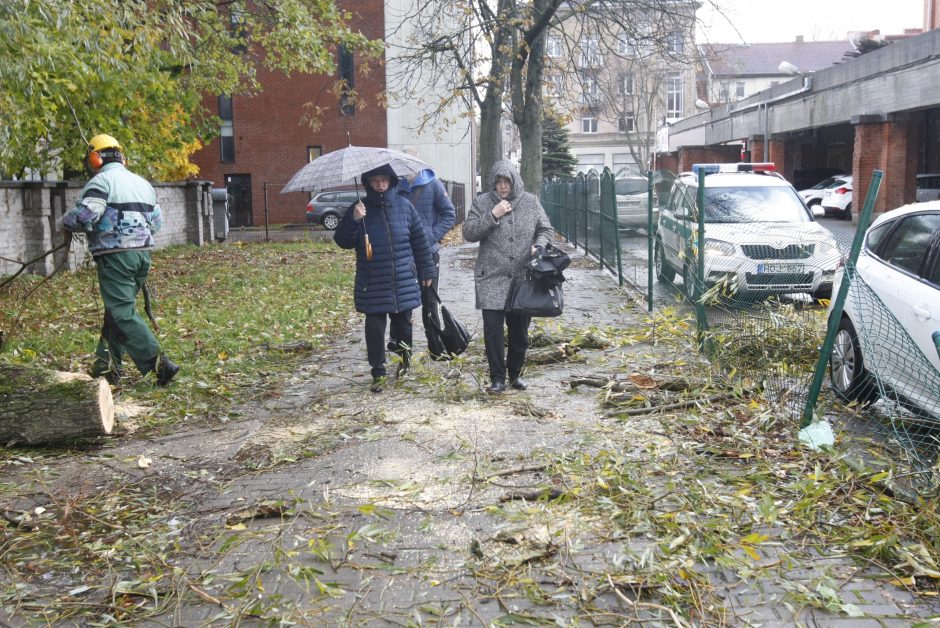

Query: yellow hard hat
[87,133,122,154]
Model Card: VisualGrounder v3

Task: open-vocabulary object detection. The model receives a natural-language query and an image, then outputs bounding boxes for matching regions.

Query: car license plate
[758,263,804,274]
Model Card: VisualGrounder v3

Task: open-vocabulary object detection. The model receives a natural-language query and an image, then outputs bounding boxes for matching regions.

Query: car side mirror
[934,331,940,361]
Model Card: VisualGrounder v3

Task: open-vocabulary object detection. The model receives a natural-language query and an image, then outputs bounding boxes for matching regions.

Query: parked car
[820,176,853,220]
[305,190,360,229]
[916,174,940,203]
[828,201,940,418]
[798,174,849,216]
[791,167,846,193]
[654,162,841,301]
[615,176,658,230]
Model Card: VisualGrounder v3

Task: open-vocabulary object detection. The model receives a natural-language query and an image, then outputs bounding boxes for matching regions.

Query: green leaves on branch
[0,0,382,179]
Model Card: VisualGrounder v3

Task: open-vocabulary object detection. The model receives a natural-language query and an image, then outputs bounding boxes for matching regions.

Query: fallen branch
[499,488,564,502]
[606,575,690,628]
[476,464,547,481]
[607,392,737,417]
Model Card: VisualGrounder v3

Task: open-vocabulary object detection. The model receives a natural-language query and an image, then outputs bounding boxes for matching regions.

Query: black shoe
[509,377,528,391]
[487,382,506,394]
[370,376,387,393]
[387,340,398,352]
[155,354,180,387]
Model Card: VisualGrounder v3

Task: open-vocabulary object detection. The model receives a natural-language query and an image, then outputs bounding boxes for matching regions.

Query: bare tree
[386,0,704,193]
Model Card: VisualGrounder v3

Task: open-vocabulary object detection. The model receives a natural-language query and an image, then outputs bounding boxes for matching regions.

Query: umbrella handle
[365,233,373,262]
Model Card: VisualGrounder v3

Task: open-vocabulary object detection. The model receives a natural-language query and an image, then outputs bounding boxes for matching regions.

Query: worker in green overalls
[62,133,179,387]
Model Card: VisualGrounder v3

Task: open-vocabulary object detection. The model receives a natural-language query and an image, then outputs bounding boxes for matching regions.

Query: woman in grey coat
[463,160,555,393]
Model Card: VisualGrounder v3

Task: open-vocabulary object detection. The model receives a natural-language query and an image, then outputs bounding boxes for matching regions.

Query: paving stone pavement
[3,241,940,627]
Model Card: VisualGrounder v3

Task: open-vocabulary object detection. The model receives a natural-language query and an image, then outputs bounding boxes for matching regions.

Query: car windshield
[810,176,841,190]
[616,179,647,195]
[704,186,810,223]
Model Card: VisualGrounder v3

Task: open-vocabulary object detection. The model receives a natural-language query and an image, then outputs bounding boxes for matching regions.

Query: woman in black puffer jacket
[334,164,437,391]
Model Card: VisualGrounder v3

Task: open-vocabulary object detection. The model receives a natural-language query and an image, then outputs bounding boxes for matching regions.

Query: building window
[618,113,635,133]
[219,95,234,163]
[620,73,634,96]
[545,74,564,99]
[579,36,601,68]
[581,76,597,105]
[770,80,780,87]
[581,116,598,133]
[665,72,682,120]
[577,154,604,174]
[666,31,684,54]
[718,81,730,102]
[545,36,561,58]
[308,145,323,162]
[338,45,355,115]
[735,81,746,98]
[613,153,635,177]
[617,32,634,56]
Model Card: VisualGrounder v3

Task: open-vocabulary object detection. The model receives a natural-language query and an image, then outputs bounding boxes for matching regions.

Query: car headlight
[704,239,736,257]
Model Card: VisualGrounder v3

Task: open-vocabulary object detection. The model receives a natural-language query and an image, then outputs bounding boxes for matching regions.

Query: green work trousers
[92,250,160,376]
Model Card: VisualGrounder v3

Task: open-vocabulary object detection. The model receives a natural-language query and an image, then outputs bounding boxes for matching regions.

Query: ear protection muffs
[87,150,104,170]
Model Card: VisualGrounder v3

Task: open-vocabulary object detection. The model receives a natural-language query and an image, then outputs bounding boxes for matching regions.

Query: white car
[820,176,854,220]
[798,175,850,217]
[615,176,658,230]
[828,201,940,418]
[654,163,842,301]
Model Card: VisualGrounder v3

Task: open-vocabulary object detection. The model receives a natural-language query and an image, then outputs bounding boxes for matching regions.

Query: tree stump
[0,364,114,445]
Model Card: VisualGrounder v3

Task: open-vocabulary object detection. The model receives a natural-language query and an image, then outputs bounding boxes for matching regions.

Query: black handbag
[422,286,470,360]
[506,274,564,317]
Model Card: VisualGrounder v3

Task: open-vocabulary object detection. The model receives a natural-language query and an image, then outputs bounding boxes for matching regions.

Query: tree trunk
[478,93,504,193]
[0,365,114,445]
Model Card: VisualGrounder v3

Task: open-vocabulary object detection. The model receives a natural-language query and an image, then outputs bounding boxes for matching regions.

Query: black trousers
[391,251,439,349]
[482,309,531,384]
[365,310,412,378]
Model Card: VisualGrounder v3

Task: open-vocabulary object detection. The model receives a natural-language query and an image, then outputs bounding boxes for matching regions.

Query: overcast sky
[697,0,925,44]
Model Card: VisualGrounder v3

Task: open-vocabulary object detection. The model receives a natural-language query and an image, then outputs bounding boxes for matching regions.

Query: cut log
[0,364,114,445]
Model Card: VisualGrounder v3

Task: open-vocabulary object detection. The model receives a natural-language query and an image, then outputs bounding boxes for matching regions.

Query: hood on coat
[487,159,524,202]
[361,163,400,191]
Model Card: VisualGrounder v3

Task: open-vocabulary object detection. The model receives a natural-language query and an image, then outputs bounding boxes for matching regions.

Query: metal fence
[225,179,467,244]
[543,167,940,492]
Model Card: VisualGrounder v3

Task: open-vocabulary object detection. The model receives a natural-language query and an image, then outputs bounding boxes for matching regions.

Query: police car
[654,163,842,301]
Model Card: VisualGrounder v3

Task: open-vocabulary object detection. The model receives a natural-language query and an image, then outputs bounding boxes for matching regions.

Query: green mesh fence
[544,164,940,490]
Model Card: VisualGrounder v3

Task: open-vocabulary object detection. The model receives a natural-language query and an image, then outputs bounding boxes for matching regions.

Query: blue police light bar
[692,162,776,175]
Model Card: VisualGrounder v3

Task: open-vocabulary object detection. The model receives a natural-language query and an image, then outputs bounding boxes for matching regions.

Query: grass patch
[1,241,356,434]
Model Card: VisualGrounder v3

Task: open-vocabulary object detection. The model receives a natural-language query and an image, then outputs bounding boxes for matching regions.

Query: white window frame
[665,72,682,121]
[618,113,636,133]
[666,31,684,54]
[581,76,597,104]
[617,32,634,56]
[735,81,746,98]
[545,36,562,58]
[581,116,598,133]
[580,36,601,68]
[621,73,634,96]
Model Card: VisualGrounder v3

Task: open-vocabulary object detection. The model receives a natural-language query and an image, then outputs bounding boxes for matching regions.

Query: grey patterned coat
[463,160,555,310]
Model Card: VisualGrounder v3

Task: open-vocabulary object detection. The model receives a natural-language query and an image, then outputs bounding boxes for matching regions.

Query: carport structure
[659,28,940,217]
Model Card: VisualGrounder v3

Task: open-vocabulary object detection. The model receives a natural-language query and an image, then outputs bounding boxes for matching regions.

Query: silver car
[305,190,360,229]
[615,176,658,230]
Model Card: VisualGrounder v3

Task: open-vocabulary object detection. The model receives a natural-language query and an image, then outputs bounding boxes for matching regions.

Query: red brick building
[191,0,387,227]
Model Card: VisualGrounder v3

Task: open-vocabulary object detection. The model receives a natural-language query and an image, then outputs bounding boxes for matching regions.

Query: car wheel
[842,203,853,220]
[812,286,832,302]
[322,212,340,230]
[830,316,879,404]
[655,239,675,283]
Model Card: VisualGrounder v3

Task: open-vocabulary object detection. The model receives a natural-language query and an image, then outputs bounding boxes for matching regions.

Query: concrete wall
[0,180,214,277]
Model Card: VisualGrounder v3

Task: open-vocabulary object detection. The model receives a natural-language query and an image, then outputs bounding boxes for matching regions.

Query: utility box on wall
[211,188,230,242]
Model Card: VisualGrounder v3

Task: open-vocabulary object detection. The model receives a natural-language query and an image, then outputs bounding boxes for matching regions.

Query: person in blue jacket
[398,167,456,293]
[334,164,437,392]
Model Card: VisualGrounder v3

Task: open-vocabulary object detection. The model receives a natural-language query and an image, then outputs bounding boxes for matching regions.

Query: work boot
[155,354,180,387]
